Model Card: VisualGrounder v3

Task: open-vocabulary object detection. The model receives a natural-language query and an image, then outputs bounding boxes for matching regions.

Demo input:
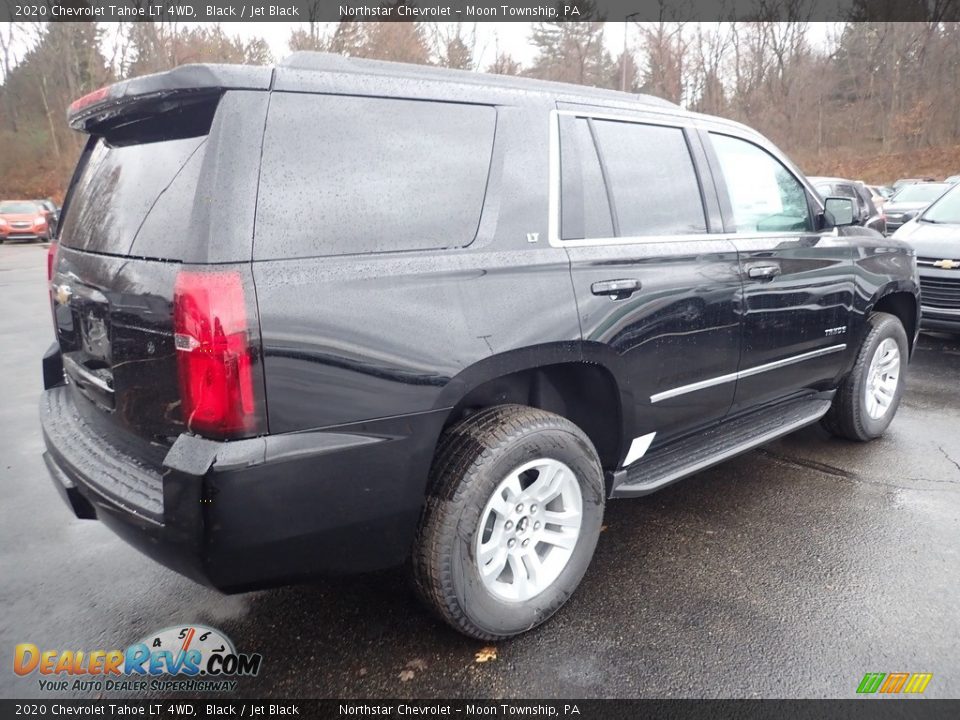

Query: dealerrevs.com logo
[14,625,262,693]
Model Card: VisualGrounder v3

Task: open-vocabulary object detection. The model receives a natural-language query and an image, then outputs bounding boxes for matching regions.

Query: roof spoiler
[67,63,273,132]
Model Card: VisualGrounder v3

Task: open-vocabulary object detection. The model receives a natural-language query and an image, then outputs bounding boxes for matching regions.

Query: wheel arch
[434,345,631,474]
[869,285,920,357]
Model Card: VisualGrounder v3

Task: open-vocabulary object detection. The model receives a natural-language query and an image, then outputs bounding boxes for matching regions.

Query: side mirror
[823,197,856,227]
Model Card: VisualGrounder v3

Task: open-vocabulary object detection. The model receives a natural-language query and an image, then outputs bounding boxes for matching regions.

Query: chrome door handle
[591,278,641,299]
[747,265,781,280]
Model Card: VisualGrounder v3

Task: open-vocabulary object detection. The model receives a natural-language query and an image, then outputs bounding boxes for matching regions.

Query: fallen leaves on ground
[475,646,497,663]
[399,658,428,682]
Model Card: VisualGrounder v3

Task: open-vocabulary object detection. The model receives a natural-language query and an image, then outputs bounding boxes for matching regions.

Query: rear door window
[589,119,707,237]
[254,94,496,259]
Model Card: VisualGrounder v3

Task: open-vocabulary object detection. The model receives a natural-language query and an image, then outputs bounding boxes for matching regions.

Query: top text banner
[5,0,958,23]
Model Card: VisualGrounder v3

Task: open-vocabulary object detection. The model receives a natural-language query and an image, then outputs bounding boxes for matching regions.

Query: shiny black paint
[39,57,920,589]
[568,240,742,448]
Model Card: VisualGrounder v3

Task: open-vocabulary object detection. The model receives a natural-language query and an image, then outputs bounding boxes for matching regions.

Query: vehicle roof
[277,52,680,110]
[272,53,772,144]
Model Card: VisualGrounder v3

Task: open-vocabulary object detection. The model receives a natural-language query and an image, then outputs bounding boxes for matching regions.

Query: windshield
[0,201,41,214]
[921,183,960,224]
[891,183,950,203]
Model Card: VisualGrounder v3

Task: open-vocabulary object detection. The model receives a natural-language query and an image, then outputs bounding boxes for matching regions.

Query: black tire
[412,404,605,640]
[822,312,908,441]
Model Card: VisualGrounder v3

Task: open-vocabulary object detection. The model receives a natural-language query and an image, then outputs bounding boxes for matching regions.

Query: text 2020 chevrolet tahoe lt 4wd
[40,54,920,640]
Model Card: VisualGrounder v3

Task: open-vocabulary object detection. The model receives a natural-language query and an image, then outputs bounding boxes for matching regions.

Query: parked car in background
[863,184,889,212]
[893,182,960,333]
[945,174,960,184]
[873,185,896,199]
[810,177,885,234]
[0,200,51,243]
[884,182,951,234]
[893,177,935,190]
[35,199,60,236]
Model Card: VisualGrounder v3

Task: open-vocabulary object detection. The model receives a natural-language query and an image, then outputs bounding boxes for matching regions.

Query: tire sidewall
[853,316,908,437]
[449,428,604,637]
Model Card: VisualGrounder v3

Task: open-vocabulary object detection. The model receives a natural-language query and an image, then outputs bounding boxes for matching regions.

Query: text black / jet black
[40,54,920,639]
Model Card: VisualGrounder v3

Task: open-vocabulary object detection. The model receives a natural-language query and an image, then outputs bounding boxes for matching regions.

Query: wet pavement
[1,242,958,699]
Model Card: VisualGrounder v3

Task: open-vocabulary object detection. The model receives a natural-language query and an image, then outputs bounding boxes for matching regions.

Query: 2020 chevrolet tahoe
[40,54,920,640]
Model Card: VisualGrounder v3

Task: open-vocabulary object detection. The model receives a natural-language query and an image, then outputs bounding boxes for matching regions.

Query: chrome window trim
[547,108,822,249]
[549,108,715,248]
[650,344,847,404]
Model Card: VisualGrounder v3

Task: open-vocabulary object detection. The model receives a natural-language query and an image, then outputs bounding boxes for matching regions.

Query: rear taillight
[47,241,58,283]
[173,269,263,439]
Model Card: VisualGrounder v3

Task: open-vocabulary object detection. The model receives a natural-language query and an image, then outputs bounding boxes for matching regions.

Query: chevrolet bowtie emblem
[933,259,960,269]
[53,283,73,305]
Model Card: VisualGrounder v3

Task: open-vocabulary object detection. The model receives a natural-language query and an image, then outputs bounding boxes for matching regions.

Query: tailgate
[50,88,267,444]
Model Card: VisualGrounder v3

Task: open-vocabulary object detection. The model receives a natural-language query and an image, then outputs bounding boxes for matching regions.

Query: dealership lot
[1,241,958,699]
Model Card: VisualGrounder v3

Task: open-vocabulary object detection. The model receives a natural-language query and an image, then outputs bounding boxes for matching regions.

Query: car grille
[11,221,30,228]
[920,274,960,309]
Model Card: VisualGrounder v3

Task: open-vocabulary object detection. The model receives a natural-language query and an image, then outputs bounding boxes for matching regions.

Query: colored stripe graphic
[904,673,933,694]
[857,673,885,694]
[880,673,909,693]
[857,672,932,694]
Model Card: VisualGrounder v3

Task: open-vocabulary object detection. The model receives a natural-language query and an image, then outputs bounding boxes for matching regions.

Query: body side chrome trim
[650,344,847,403]
[62,354,114,394]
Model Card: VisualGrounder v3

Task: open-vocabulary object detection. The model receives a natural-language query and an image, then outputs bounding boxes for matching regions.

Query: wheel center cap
[516,516,530,534]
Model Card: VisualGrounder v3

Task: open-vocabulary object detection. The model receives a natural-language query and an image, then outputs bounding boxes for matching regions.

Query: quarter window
[710,133,812,233]
[559,116,614,240]
[255,94,496,259]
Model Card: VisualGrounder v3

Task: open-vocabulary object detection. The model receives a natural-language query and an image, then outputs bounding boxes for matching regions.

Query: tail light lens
[173,269,265,439]
[47,242,58,283]
[69,86,109,115]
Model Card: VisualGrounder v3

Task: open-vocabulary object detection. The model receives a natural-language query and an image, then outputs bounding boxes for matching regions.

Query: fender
[433,341,635,468]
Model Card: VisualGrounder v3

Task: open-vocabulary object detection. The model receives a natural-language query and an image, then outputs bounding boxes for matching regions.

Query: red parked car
[0,200,51,243]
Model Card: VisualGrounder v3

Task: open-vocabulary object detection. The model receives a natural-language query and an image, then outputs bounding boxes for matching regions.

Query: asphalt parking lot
[1,241,958,700]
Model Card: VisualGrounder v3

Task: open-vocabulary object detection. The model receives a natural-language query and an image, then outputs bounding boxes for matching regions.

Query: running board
[611,395,833,497]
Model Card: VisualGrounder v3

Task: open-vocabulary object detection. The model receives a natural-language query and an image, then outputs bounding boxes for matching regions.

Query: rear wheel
[413,405,605,640]
[822,312,908,441]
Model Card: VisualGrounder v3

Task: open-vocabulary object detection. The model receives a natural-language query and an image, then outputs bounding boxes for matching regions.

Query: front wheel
[413,405,605,640]
[822,311,908,441]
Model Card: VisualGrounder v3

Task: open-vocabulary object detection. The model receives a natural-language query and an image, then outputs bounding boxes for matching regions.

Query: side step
[611,395,833,497]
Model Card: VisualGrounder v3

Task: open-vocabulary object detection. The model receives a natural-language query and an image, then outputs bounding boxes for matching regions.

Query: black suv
[41,54,920,640]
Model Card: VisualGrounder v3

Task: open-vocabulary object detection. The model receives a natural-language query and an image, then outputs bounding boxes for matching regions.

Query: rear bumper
[39,346,447,591]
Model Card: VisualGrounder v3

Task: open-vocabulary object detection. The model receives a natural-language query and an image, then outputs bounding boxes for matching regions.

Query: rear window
[58,135,208,260]
[254,93,496,259]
